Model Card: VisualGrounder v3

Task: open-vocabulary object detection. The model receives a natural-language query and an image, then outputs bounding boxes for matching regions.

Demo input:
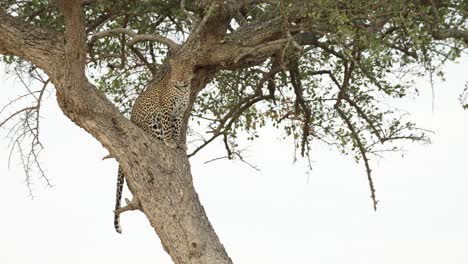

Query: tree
[0,1,466,263]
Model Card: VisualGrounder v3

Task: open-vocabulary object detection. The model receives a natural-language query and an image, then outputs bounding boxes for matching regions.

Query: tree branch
[90,28,180,52]
[181,0,199,26]
[343,95,385,143]
[288,58,312,157]
[0,72,51,193]
[331,51,378,210]
[433,28,468,45]
[115,197,141,214]
[0,11,63,78]
[336,107,378,211]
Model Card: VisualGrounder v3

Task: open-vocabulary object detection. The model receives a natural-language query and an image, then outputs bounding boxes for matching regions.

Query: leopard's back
[130,79,167,140]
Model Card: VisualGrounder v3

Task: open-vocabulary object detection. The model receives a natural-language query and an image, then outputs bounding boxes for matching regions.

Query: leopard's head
[173,78,192,91]
[169,59,193,92]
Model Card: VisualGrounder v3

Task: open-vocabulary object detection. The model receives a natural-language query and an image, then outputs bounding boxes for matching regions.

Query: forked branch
[0,72,51,194]
[333,59,378,210]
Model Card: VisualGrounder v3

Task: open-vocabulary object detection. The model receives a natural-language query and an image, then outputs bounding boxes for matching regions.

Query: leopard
[114,59,194,233]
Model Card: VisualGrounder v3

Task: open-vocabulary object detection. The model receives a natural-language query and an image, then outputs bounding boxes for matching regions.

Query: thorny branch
[336,107,378,210]
[0,69,51,195]
[332,58,378,210]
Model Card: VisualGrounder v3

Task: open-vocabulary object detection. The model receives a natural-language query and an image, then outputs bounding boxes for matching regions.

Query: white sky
[0,57,467,264]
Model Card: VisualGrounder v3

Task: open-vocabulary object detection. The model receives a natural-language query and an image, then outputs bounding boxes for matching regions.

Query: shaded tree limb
[432,29,468,45]
[89,28,180,52]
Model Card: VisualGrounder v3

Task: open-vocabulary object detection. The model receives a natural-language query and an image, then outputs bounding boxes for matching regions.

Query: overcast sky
[0,56,467,264]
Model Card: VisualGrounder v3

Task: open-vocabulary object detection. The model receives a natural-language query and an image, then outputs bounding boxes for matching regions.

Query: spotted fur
[114,60,193,233]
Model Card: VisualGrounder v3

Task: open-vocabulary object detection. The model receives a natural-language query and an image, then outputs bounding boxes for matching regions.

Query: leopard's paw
[164,139,177,149]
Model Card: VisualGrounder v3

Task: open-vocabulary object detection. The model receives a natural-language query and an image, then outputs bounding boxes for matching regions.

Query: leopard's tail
[114,167,124,234]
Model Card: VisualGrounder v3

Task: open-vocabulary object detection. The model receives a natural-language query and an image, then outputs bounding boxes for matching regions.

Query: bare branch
[1,71,51,191]
[0,106,35,128]
[204,156,229,164]
[233,150,260,171]
[203,151,260,171]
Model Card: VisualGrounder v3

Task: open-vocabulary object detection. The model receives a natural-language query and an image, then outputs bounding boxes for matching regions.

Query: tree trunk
[55,78,233,264]
[0,3,233,263]
[51,65,233,264]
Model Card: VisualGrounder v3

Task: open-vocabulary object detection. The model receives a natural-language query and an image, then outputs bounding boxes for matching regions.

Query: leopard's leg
[149,114,164,141]
[172,115,188,150]
[161,109,177,148]
[172,115,182,143]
